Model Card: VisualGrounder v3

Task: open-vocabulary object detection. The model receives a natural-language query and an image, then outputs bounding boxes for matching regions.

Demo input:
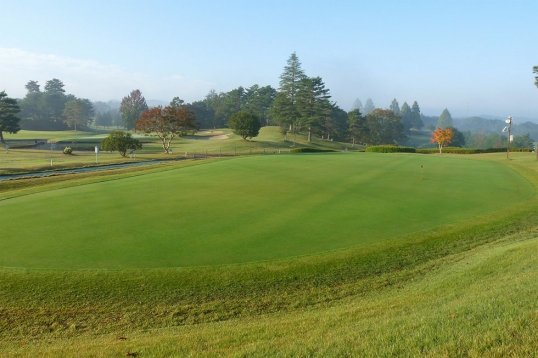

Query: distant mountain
[474,115,538,123]
[453,116,538,141]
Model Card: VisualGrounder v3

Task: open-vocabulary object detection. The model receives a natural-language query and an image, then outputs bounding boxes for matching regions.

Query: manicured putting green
[0,153,533,269]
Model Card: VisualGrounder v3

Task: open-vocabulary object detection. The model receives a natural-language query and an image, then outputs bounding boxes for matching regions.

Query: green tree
[186,100,215,129]
[221,86,246,121]
[389,99,400,114]
[364,109,405,145]
[204,89,227,128]
[63,98,95,130]
[44,78,65,93]
[101,130,142,157]
[347,108,368,147]
[512,133,534,148]
[228,111,261,140]
[533,66,538,88]
[271,52,306,143]
[322,104,348,141]
[296,76,332,142]
[0,91,21,144]
[410,101,423,129]
[43,78,73,129]
[438,108,453,128]
[120,89,148,129]
[363,98,375,115]
[243,85,276,126]
[25,80,40,93]
[19,79,73,130]
[170,97,185,108]
[445,126,465,147]
[94,111,113,128]
[400,102,413,133]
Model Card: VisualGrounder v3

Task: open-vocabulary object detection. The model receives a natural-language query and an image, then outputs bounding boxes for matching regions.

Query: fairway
[0,153,533,269]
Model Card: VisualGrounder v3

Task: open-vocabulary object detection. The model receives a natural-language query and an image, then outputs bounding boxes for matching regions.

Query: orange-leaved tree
[430,127,453,153]
[135,105,198,153]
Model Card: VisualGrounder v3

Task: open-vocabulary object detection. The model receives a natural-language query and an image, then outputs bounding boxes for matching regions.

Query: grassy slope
[5,231,536,357]
[0,154,532,269]
[0,153,537,356]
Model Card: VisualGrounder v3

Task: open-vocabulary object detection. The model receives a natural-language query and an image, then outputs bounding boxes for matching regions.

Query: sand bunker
[183,132,229,140]
[209,134,229,140]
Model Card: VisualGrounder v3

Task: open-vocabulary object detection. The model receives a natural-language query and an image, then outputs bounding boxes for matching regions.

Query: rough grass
[0,152,537,357]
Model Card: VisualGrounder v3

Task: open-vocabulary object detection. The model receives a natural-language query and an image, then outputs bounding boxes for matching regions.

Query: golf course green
[0,153,533,269]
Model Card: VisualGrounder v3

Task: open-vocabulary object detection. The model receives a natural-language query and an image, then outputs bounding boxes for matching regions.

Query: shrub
[365,146,416,153]
[290,147,336,153]
[416,147,532,154]
[63,147,73,155]
[101,131,142,157]
[228,111,261,140]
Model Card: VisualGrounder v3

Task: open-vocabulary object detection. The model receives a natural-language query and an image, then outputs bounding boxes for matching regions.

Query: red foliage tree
[135,105,198,153]
[430,127,453,153]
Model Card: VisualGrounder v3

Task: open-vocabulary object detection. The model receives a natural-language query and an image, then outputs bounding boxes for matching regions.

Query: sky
[1,0,537,119]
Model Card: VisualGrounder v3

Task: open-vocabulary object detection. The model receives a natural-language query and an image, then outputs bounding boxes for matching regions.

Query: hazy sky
[1,0,537,118]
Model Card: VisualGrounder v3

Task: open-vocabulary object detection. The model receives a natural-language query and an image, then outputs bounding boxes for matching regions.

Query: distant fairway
[0,153,533,269]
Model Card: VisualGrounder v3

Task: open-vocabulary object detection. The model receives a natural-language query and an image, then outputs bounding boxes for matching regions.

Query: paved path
[0,159,180,181]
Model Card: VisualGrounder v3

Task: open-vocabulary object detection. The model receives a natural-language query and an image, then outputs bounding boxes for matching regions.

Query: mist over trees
[363,98,375,115]
[18,79,98,131]
[438,109,453,128]
[352,98,363,112]
[389,99,400,114]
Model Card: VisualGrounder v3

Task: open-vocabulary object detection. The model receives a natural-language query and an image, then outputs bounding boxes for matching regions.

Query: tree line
[1,62,537,148]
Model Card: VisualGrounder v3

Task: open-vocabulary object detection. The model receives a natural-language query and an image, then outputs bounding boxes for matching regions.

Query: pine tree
[25,80,40,93]
[438,108,453,128]
[0,91,21,143]
[411,101,423,129]
[389,99,400,114]
[296,76,332,142]
[347,108,368,147]
[352,98,363,112]
[363,98,375,115]
[271,52,306,144]
[400,102,413,133]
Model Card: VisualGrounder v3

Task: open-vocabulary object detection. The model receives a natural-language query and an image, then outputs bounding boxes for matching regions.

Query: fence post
[192,151,195,159]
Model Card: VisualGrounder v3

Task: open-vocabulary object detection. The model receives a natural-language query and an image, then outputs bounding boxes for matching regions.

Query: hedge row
[365,146,416,153]
[416,147,533,154]
[290,147,336,153]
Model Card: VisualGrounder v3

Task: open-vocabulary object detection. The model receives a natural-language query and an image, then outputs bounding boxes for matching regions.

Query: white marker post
[95,146,99,164]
